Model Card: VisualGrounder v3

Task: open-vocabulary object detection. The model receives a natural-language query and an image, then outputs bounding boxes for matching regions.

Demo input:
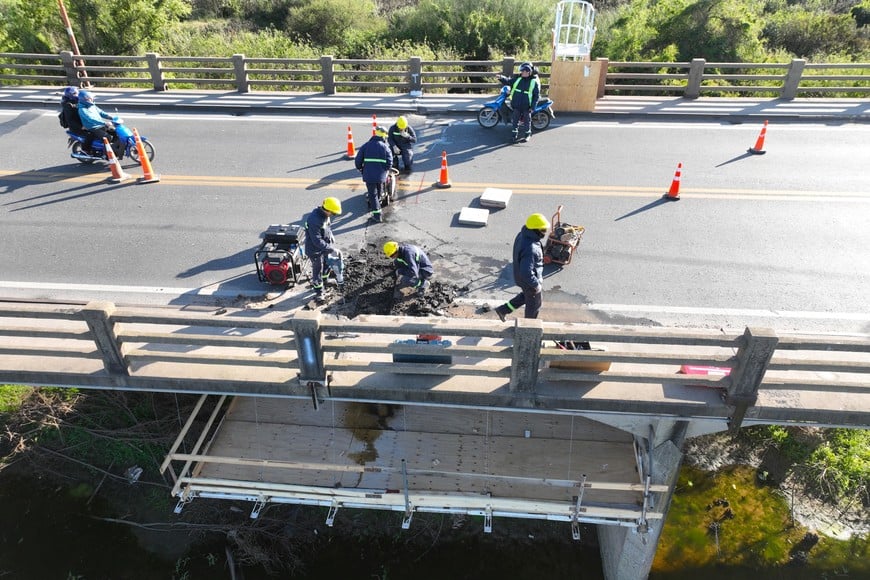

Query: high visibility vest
[510,77,539,106]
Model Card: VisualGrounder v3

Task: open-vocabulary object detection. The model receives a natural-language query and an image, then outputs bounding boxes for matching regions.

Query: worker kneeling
[384,241,434,298]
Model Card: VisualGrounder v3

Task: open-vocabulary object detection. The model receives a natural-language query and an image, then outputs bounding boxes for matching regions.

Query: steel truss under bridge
[162,395,667,538]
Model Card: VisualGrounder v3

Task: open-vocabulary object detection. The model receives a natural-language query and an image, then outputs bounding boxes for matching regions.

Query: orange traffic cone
[748,120,768,155]
[662,162,681,201]
[372,114,377,136]
[433,150,452,189]
[132,128,160,184]
[103,138,132,183]
[345,125,356,159]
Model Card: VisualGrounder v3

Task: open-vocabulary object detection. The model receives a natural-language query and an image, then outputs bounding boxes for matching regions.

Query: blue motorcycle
[477,85,556,131]
[66,116,155,165]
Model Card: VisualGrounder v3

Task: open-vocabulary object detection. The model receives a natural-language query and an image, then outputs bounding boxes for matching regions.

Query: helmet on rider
[322,197,342,215]
[519,62,533,74]
[78,90,95,105]
[62,86,79,102]
[383,241,399,258]
[374,126,388,138]
[525,213,550,232]
[396,116,408,130]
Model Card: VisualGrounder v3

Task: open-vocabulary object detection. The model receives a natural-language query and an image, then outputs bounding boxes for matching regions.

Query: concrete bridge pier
[598,419,689,580]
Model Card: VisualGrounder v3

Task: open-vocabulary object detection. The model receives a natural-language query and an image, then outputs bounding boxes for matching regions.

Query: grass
[0,385,33,414]
[652,465,870,577]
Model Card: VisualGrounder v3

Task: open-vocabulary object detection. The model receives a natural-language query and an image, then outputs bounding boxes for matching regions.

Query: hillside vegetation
[1,0,868,62]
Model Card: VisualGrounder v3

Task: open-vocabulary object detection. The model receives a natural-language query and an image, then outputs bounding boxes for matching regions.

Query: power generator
[254,224,308,286]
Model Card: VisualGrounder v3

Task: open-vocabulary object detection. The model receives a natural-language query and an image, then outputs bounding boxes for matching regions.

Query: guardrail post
[510,319,543,392]
[321,55,335,95]
[409,56,423,95]
[596,57,609,98]
[781,58,806,100]
[81,301,129,376]
[290,311,326,385]
[726,327,778,433]
[501,57,516,77]
[684,58,706,99]
[232,54,249,93]
[60,51,80,85]
[145,53,166,91]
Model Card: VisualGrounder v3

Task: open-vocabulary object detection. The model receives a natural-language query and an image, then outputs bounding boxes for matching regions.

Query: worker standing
[494,213,550,321]
[383,241,434,296]
[304,197,342,301]
[387,116,417,173]
[355,126,393,223]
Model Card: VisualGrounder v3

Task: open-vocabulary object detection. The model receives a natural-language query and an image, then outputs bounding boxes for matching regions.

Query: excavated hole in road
[321,240,460,318]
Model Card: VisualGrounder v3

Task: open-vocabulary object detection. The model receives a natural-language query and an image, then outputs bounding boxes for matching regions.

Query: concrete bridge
[1,300,868,579]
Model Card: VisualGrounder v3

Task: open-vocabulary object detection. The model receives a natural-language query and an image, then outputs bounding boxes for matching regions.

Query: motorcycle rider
[383,241,434,296]
[60,87,89,152]
[498,62,540,143]
[354,126,393,223]
[77,90,122,157]
[387,116,417,174]
[304,197,342,301]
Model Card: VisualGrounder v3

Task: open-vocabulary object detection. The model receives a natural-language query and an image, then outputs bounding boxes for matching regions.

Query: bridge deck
[190,397,643,508]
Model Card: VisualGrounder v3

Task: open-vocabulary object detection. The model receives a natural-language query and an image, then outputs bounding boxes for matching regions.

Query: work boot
[495,305,508,323]
[511,131,519,143]
[521,132,531,143]
[370,211,383,223]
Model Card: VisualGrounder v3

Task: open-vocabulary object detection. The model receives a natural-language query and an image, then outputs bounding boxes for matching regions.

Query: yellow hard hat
[383,241,399,257]
[375,126,388,138]
[396,116,408,130]
[322,197,342,215]
[525,213,550,230]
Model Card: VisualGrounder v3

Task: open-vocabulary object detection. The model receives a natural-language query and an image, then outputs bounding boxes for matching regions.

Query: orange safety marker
[132,128,160,184]
[345,125,356,159]
[662,162,681,201]
[748,119,768,155]
[372,114,377,136]
[433,150,452,189]
[103,138,132,183]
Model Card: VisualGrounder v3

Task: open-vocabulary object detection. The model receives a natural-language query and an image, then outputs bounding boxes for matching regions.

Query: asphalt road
[1,107,868,333]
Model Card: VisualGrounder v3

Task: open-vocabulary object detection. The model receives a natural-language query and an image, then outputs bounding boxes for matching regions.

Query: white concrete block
[458,207,489,226]
[479,187,513,208]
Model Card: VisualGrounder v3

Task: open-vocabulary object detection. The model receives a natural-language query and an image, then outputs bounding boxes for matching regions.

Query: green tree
[389,0,552,60]
[764,9,861,57]
[286,0,385,49]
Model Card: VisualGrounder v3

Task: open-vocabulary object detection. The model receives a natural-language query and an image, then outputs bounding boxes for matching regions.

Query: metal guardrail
[0,52,868,99]
[1,301,868,429]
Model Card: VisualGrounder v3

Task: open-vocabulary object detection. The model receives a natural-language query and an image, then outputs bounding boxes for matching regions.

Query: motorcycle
[67,116,155,165]
[477,85,556,131]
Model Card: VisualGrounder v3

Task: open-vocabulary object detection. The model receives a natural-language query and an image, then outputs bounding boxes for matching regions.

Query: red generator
[254,224,308,286]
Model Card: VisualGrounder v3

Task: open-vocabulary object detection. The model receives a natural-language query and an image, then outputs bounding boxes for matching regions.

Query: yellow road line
[2,170,868,200]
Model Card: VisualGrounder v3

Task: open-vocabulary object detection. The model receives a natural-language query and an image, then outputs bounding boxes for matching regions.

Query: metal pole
[57,0,90,86]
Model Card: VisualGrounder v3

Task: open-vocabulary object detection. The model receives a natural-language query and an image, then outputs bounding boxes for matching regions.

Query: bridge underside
[165,396,665,535]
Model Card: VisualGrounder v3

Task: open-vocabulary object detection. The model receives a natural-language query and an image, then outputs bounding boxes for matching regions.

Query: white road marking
[587,303,870,322]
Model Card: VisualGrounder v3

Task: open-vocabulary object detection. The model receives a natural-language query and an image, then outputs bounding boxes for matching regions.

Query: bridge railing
[1,52,868,99]
[1,301,868,428]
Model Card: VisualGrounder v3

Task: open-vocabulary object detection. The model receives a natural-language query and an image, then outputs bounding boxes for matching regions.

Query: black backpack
[58,110,68,129]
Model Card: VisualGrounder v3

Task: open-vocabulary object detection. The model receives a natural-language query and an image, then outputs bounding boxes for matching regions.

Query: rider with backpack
[59,87,89,151]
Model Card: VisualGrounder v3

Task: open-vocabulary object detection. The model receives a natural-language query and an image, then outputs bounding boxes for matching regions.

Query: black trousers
[504,286,542,319]
[366,181,385,212]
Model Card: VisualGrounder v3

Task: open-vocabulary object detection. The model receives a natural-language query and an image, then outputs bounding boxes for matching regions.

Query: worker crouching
[384,241,434,298]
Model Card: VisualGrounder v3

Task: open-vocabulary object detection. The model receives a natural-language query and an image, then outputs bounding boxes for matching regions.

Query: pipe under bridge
[1,300,868,580]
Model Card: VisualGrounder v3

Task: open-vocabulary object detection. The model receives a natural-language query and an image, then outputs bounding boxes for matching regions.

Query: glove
[400,131,409,138]
[533,285,542,294]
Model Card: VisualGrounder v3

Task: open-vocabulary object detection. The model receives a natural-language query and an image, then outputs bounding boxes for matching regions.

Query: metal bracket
[173,489,194,514]
[401,459,413,530]
[326,500,340,527]
[637,473,651,534]
[570,474,589,538]
[484,506,493,533]
[250,496,268,519]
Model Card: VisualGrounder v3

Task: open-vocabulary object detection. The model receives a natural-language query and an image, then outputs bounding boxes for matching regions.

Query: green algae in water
[652,465,870,579]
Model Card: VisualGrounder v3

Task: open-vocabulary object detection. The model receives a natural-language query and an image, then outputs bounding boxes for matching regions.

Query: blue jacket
[303,206,335,256]
[500,74,540,112]
[394,244,433,287]
[78,101,113,130]
[355,136,393,183]
[512,226,544,290]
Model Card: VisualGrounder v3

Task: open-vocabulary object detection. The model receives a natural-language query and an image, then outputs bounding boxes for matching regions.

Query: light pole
[57,0,90,86]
